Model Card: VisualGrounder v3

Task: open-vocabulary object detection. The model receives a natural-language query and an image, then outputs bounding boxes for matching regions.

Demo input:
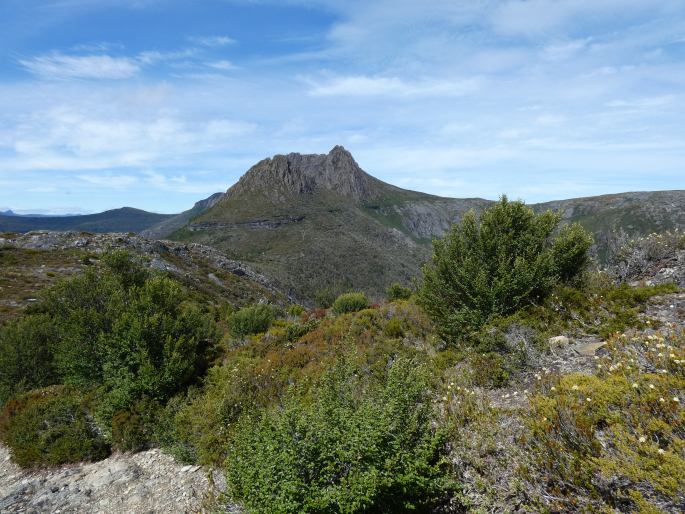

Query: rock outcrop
[0,445,239,514]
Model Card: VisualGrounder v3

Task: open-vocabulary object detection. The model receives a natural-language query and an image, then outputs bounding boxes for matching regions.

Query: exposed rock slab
[0,445,238,514]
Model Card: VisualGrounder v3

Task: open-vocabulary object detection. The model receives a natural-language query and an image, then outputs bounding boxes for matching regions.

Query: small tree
[419,196,592,342]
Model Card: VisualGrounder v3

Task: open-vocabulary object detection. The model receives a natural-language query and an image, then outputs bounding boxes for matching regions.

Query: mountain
[534,190,685,260]
[167,146,487,301]
[163,146,685,303]
[0,207,173,234]
[141,192,224,239]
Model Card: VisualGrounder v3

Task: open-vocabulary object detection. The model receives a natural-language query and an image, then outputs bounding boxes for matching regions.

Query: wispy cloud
[78,173,139,188]
[206,60,235,71]
[306,75,482,97]
[19,53,140,80]
[189,35,235,47]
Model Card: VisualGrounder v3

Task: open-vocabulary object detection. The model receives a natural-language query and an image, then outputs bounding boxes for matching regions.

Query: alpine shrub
[225,357,457,513]
[331,292,369,315]
[227,304,275,338]
[0,386,110,467]
[419,196,592,342]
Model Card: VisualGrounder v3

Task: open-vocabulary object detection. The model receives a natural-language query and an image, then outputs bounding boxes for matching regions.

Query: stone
[548,335,570,349]
[572,341,607,356]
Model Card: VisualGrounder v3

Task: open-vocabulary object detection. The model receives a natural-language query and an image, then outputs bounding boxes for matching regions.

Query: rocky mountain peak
[228,146,384,202]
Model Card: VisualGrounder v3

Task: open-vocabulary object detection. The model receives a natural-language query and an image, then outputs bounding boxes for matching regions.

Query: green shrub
[0,314,58,407]
[387,282,413,301]
[227,304,275,338]
[3,250,217,453]
[525,331,685,512]
[95,276,217,423]
[111,398,162,452]
[383,317,405,338]
[225,357,457,513]
[331,292,370,315]
[0,386,110,467]
[467,352,510,388]
[419,197,593,342]
[286,304,305,317]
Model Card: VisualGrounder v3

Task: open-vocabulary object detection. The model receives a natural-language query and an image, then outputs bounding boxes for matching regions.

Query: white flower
[658,449,665,455]
[586,397,592,402]
[638,436,646,443]
[673,397,680,403]
[632,383,639,389]
[550,387,557,392]
[572,385,579,390]
[659,397,666,403]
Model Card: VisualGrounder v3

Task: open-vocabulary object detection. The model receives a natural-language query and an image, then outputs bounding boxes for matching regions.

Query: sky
[1,0,684,214]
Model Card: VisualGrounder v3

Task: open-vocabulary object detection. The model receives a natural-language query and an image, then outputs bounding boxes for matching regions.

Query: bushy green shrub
[227,304,275,338]
[95,276,216,423]
[0,250,217,461]
[287,304,305,317]
[111,398,162,452]
[419,197,592,342]
[331,292,370,315]
[383,317,405,338]
[0,314,58,407]
[387,282,413,301]
[225,357,457,513]
[0,386,110,467]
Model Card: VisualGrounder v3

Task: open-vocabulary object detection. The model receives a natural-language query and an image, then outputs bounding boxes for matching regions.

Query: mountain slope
[168,146,685,302]
[141,193,224,239]
[534,190,685,260]
[0,208,173,234]
[170,146,486,301]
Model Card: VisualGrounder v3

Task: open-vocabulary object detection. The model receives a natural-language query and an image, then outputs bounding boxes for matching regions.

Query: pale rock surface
[0,445,239,514]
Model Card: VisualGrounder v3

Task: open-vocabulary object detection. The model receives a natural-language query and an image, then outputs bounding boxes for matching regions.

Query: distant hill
[141,192,224,239]
[160,146,685,302]
[8,147,683,302]
[0,207,173,233]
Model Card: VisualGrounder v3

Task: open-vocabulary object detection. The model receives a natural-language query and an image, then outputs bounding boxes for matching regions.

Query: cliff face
[227,146,391,204]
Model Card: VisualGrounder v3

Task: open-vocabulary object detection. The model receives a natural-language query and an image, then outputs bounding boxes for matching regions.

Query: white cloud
[189,35,235,47]
[542,39,591,61]
[19,53,140,80]
[78,173,139,188]
[489,0,673,36]
[206,60,235,71]
[307,75,482,97]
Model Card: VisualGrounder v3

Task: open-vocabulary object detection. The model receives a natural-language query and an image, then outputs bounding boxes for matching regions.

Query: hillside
[141,193,225,240]
[163,146,684,302]
[0,231,286,324]
[534,190,685,260]
[169,146,487,302]
[0,207,172,233]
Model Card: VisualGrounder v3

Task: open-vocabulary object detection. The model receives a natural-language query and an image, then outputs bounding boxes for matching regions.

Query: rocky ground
[0,445,239,514]
[0,231,287,323]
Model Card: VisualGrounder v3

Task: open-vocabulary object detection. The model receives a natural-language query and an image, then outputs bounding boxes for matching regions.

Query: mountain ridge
[166,146,685,301]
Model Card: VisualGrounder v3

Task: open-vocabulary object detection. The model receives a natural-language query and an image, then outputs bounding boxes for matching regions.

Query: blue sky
[1,0,684,214]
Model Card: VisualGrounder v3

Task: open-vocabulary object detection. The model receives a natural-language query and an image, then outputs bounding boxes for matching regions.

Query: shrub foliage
[419,196,592,341]
[0,386,110,467]
[227,304,275,338]
[225,357,457,513]
[331,292,370,315]
[0,251,216,464]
